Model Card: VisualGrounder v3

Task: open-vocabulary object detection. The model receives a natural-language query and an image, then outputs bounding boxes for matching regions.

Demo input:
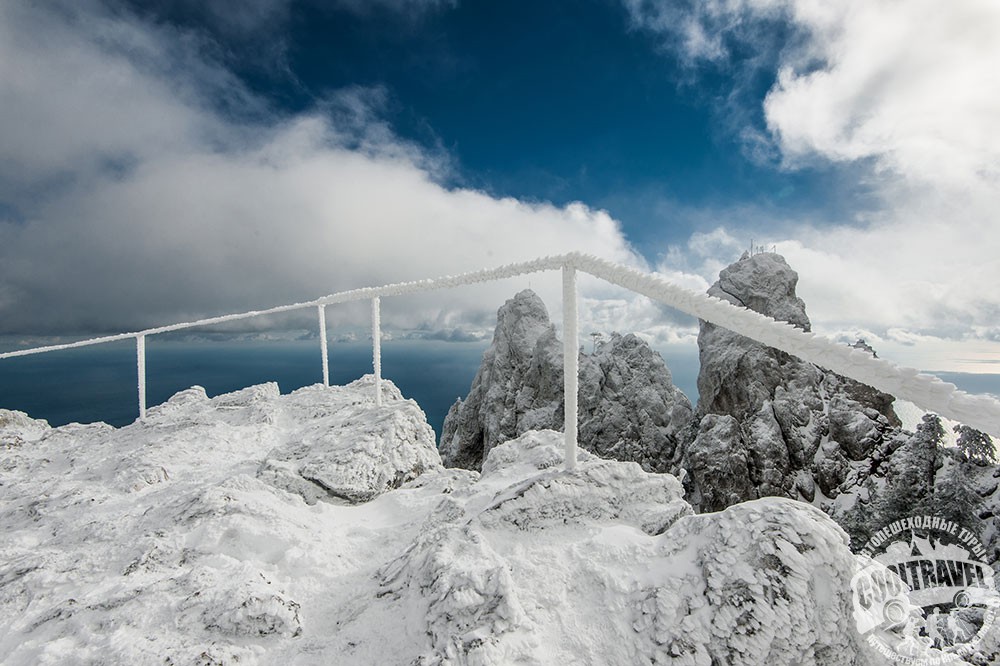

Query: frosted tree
[837,477,882,553]
[954,424,997,464]
[927,453,983,538]
[590,332,603,354]
[877,458,930,526]
[875,414,944,525]
[914,413,945,481]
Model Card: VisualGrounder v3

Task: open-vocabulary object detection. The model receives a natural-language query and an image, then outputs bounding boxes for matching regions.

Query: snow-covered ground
[0,378,946,664]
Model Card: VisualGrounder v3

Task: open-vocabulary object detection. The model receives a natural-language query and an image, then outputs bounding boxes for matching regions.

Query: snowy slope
[0,379,886,665]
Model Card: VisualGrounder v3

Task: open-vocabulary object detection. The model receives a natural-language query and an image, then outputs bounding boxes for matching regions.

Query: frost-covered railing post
[136,334,147,420]
[562,260,579,471]
[318,305,330,387]
[372,296,382,407]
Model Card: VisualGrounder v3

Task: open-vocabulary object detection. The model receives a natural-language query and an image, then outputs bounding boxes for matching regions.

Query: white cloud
[759,0,1000,186]
[0,2,640,338]
[623,0,1000,371]
[0,3,236,196]
[5,0,998,384]
[626,0,1000,185]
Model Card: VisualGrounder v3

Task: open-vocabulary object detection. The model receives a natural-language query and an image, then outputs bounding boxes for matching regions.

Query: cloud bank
[627,0,1000,359]
[2,0,998,378]
[0,2,640,340]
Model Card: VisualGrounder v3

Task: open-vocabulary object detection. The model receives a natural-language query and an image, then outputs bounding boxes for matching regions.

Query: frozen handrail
[0,254,568,360]
[568,253,1000,438]
[2,251,1000,462]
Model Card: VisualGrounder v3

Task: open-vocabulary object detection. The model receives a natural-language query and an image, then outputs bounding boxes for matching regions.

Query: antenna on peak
[748,239,777,257]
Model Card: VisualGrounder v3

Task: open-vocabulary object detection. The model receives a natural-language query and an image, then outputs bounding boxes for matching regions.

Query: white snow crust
[1,381,881,665]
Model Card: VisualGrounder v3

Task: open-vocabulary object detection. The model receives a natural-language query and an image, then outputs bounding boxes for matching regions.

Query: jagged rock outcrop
[684,252,902,511]
[680,251,1000,582]
[439,290,693,472]
[439,290,562,470]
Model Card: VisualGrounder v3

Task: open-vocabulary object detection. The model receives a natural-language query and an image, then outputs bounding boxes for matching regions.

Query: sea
[0,338,995,439]
[0,339,490,438]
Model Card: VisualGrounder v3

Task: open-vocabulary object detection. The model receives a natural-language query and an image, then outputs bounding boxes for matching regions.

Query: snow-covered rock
[126,376,442,505]
[0,378,444,664]
[258,379,441,504]
[578,332,695,473]
[1,383,885,665]
[684,252,1000,587]
[686,252,901,511]
[440,289,562,470]
[373,431,875,665]
[440,289,693,472]
[0,409,49,448]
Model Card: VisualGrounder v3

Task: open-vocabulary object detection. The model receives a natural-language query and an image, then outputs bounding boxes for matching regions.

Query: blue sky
[123,0,856,252]
[1,0,999,375]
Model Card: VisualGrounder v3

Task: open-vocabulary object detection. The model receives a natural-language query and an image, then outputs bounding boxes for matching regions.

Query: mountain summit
[685,251,901,512]
[439,289,693,472]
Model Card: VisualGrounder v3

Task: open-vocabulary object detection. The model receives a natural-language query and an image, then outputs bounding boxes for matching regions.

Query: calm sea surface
[0,340,492,437]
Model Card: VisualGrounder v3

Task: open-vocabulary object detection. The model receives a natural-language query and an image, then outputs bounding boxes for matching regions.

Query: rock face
[685,252,901,512]
[439,290,693,472]
[680,252,1000,582]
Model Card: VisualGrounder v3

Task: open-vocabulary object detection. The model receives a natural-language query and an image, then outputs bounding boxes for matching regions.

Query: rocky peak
[711,252,810,331]
[492,289,554,361]
[578,332,693,472]
[439,290,693,472]
[850,338,878,357]
[438,290,561,470]
[686,252,901,512]
[697,253,815,420]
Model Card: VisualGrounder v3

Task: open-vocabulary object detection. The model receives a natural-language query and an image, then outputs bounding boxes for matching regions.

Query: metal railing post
[562,262,578,470]
[371,296,382,406]
[318,304,329,387]
[136,334,147,420]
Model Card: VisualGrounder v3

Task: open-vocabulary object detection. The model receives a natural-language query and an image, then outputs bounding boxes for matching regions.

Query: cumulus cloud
[625,0,1000,369]
[0,1,641,339]
[758,0,1000,186]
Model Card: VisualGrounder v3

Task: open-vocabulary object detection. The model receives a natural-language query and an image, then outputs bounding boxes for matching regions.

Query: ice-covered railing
[3,252,1000,469]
